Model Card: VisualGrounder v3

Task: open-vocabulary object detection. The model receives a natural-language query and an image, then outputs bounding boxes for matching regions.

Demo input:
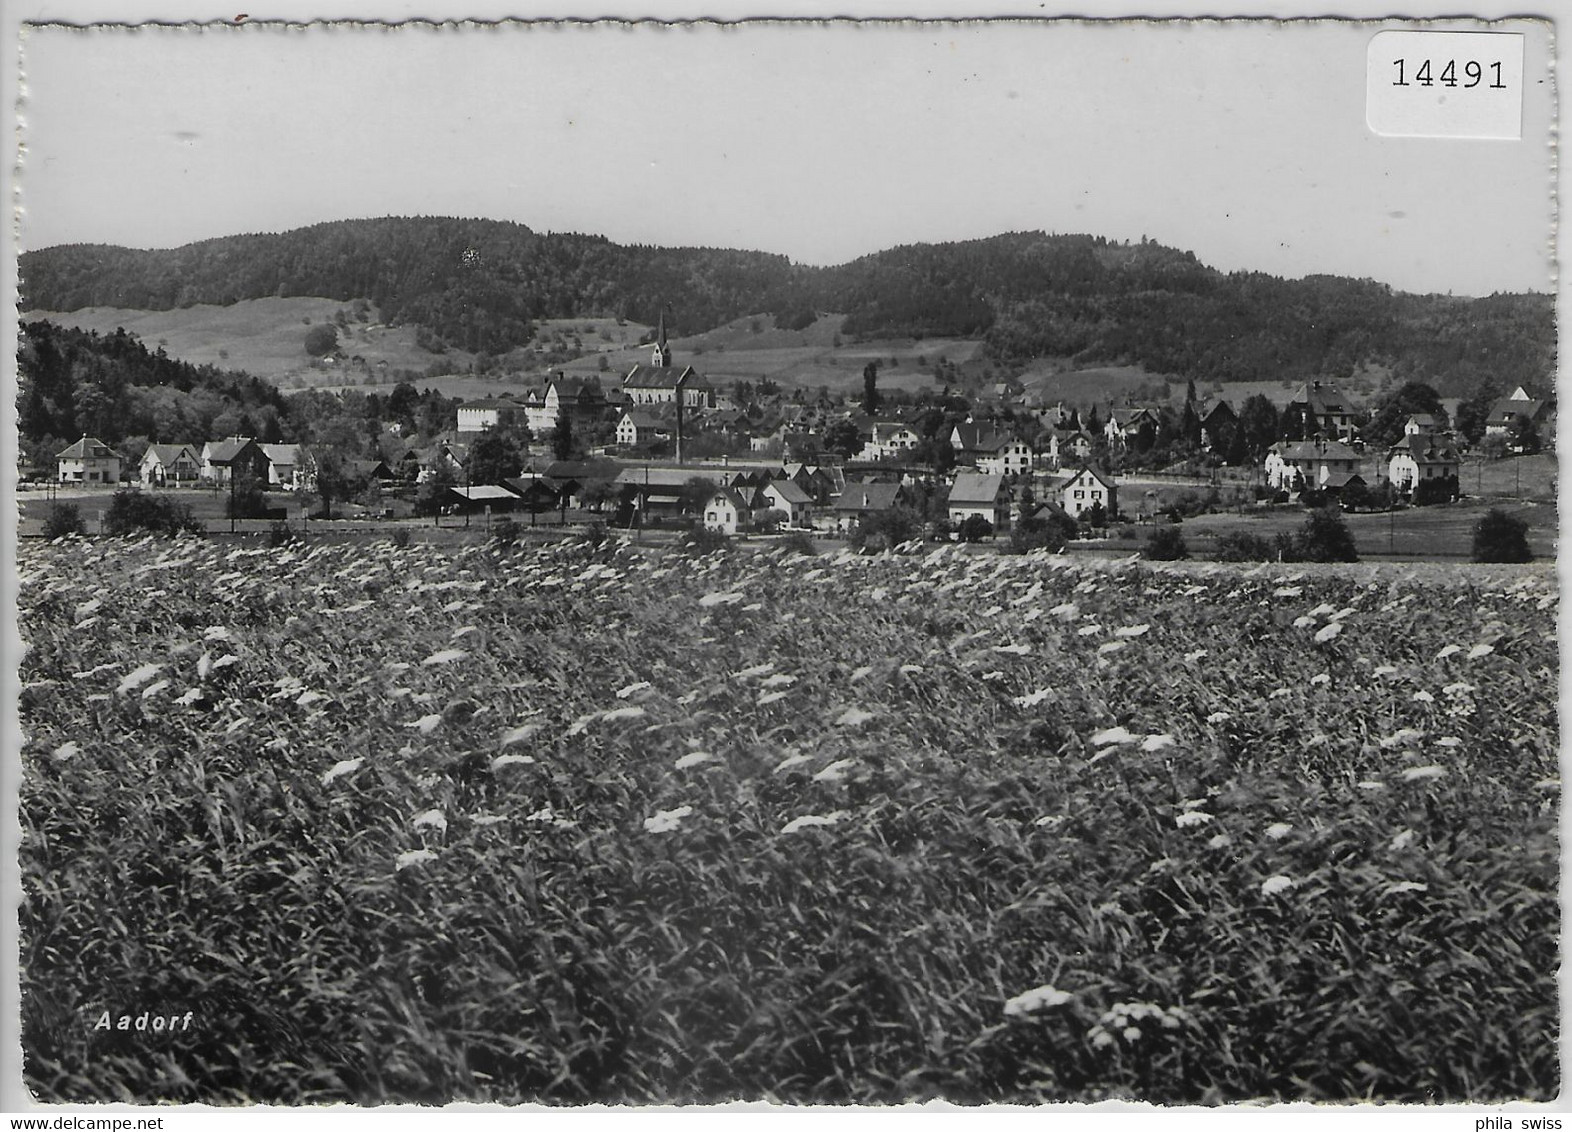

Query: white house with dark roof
[1264,439,1361,492]
[830,479,910,533]
[758,478,813,527]
[616,409,674,449]
[1060,466,1118,520]
[1387,433,1461,493]
[703,487,752,535]
[1285,381,1357,441]
[138,443,200,486]
[58,437,123,484]
[457,397,530,436]
[948,471,1011,532]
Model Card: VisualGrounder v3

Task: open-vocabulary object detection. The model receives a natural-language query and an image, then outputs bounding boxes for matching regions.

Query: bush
[850,506,922,553]
[753,508,787,535]
[492,517,522,547]
[1010,511,1076,554]
[103,489,202,537]
[266,521,297,548]
[1144,525,1189,560]
[779,530,818,557]
[388,527,413,549]
[1412,475,1458,507]
[683,523,729,556]
[1296,507,1359,563]
[1214,531,1275,562]
[956,515,994,543]
[1472,509,1532,563]
[42,503,85,540]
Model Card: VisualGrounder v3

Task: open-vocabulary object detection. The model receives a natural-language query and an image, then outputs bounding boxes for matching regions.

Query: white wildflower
[1293,615,1317,629]
[1141,734,1175,752]
[116,664,162,695]
[1013,688,1052,709]
[994,643,1031,655]
[813,759,855,783]
[1265,822,1293,840]
[601,706,646,723]
[500,723,540,747]
[51,741,79,761]
[1390,829,1415,851]
[1091,726,1135,747]
[1384,881,1428,896]
[1313,622,1342,644]
[1357,780,1386,791]
[1076,625,1102,637]
[836,707,875,727]
[674,751,716,770]
[1207,833,1232,850]
[1310,673,1331,686]
[321,757,363,784]
[760,673,797,688]
[408,713,443,734]
[1260,875,1295,897]
[412,809,448,833]
[421,648,468,666]
[616,680,652,699]
[395,849,438,871]
[1183,649,1208,662]
[849,665,873,681]
[1205,711,1231,724]
[1435,644,1462,660]
[1467,643,1495,660]
[1174,810,1213,828]
[1401,764,1446,782]
[1412,690,1435,703]
[643,805,693,834]
[1114,624,1150,638]
[1003,985,1074,1017]
[489,753,535,771]
[780,811,848,834]
[774,753,811,774]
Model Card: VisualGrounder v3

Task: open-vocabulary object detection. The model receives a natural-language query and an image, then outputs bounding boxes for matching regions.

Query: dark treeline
[18,320,458,471]
[20,221,1555,395]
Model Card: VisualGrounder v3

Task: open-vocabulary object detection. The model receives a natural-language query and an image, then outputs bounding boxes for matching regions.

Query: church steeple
[652,308,672,368]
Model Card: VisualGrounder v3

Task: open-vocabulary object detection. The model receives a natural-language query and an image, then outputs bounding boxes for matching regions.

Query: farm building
[138,443,200,487]
[947,472,1011,533]
[612,466,729,516]
[456,397,530,437]
[616,410,675,449]
[58,437,123,485]
[1060,466,1118,521]
[445,485,525,515]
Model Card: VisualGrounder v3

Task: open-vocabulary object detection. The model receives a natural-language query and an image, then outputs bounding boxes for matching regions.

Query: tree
[956,514,993,542]
[823,419,863,459]
[862,362,881,416]
[1296,506,1359,562]
[552,412,576,462]
[1507,413,1542,455]
[1472,508,1532,562]
[42,502,85,539]
[104,489,201,537]
[1213,531,1274,562]
[1144,526,1188,560]
[226,468,269,520]
[1362,381,1445,448]
[416,461,457,518]
[850,505,922,552]
[1237,394,1281,460]
[1010,509,1076,553]
[679,476,717,515]
[1454,386,1498,446]
[304,323,339,358]
[469,429,523,485]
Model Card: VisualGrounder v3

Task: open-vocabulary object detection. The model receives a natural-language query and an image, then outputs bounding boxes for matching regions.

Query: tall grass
[19,535,1558,1103]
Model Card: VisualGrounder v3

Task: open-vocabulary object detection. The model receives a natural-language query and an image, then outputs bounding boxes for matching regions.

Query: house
[58,436,123,485]
[1387,433,1461,493]
[344,457,395,485]
[502,475,563,514]
[950,422,1009,464]
[859,419,923,462]
[616,409,675,449]
[261,444,303,490]
[785,463,837,507]
[416,440,469,483]
[757,478,813,527]
[1060,466,1118,521]
[1484,386,1554,443]
[542,374,609,429]
[703,488,752,535]
[200,437,271,486]
[830,479,910,533]
[1284,381,1357,441]
[1264,439,1362,492]
[1104,407,1158,449]
[947,471,1011,533]
[138,443,199,487]
[446,484,526,515]
[612,465,730,516]
[1403,413,1445,437]
[977,438,1033,477]
[1046,427,1096,470]
[1199,399,1238,452]
[456,397,530,436]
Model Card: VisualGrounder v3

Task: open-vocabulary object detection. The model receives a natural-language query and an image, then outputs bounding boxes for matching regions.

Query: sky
[15,16,1556,297]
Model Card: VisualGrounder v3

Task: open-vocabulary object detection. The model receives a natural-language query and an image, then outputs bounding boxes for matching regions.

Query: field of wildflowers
[18,533,1558,1104]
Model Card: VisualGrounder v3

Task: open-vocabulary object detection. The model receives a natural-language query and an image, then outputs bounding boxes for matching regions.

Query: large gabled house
[138,443,200,487]
[1264,439,1361,492]
[756,478,813,527]
[702,487,753,535]
[1104,407,1158,449]
[1387,433,1461,494]
[1284,381,1357,441]
[58,436,123,484]
[1046,427,1096,470]
[200,437,271,486]
[457,397,530,437]
[1484,385,1554,444]
[947,471,1011,533]
[1198,399,1238,452]
[616,409,675,449]
[261,444,304,490]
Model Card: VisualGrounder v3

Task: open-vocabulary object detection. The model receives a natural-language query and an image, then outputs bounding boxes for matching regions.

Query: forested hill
[21,220,1555,394]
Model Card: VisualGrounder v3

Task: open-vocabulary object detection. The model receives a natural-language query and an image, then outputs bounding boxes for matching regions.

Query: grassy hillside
[23,298,463,386]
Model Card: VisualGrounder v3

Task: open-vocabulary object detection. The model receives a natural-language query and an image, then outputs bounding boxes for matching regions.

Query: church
[622,312,713,410]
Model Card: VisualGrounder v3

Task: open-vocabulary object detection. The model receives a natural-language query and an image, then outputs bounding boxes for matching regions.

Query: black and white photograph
[6,4,1560,1111]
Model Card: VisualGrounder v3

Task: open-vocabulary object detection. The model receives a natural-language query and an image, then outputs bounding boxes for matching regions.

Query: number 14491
[1393,58,1506,88]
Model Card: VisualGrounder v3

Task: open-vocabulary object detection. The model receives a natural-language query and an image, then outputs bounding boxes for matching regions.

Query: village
[39,316,1556,558]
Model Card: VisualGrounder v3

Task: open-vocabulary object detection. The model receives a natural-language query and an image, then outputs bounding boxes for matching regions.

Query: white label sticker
[1366,30,1524,139]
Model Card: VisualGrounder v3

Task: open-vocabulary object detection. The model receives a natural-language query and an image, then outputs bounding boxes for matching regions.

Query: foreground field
[19,535,1558,1104]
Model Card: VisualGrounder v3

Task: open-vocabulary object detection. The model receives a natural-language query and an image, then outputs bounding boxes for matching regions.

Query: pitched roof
[763,479,811,505]
[948,471,1007,506]
[261,443,300,464]
[1199,399,1236,422]
[619,409,672,430]
[1389,434,1459,462]
[1270,439,1360,461]
[458,397,530,411]
[450,485,519,503]
[204,437,263,464]
[58,436,122,460]
[1321,471,1367,489]
[142,443,196,464]
[546,375,606,402]
[1486,396,1547,424]
[624,364,706,389]
[708,487,751,512]
[1289,382,1351,416]
[1062,465,1117,492]
[832,480,905,513]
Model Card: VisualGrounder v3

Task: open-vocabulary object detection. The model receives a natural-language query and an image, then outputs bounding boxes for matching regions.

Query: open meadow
[18,534,1558,1105]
